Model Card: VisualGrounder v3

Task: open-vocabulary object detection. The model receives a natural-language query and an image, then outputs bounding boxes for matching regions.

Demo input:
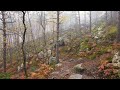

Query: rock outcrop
[112,52,120,67]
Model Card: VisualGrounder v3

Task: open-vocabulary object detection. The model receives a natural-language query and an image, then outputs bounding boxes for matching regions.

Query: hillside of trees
[0,11,120,79]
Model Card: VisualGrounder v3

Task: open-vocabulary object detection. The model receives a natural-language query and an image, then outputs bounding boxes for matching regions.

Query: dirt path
[47,57,100,79]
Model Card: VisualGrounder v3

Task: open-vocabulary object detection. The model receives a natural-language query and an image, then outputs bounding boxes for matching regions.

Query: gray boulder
[112,52,120,63]
[59,38,65,46]
[112,52,120,67]
[38,51,44,59]
[55,63,62,67]
[73,63,85,73]
[51,71,59,75]
[49,56,57,65]
[47,49,52,57]
[69,74,82,79]
[53,38,65,48]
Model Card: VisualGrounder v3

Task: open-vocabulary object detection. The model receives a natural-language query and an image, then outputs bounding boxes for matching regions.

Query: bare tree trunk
[56,11,60,64]
[95,11,98,25]
[106,11,108,24]
[9,12,16,64]
[111,11,113,24]
[90,11,92,33]
[1,11,7,73]
[39,11,47,62]
[27,11,37,54]
[43,12,46,49]
[84,11,86,29]
[52,22,55,44]
[7,34,12,64]
[117,11,120,42]
[16,14,21,61]
[78,11,81,33]
[21,11,28,77]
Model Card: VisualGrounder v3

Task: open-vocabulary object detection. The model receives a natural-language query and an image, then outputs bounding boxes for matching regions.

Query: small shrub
[30,66,37,72]
[106,56,113,63]
[104,26,117,41]
[80,41,91,51]
[87,53,97,60]
[97,50,104,56]
[0,73,12,79]
[49,62,56,69]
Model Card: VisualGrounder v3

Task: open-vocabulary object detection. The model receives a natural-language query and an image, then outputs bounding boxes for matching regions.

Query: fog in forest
[0,11,119,79]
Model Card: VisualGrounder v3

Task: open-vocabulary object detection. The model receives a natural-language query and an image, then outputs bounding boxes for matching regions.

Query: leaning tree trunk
[21,11,28,77]
[56,11,60,64]
[117,11,120,42]
[1,11,7,73]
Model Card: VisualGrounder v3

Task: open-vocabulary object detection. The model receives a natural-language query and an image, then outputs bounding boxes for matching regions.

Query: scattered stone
[59,59,62,62]
[78,58,83,60]
[29,61,32,65]
[82,75,95,79]
[69,59,74,62]
[17,63,25,72]
[113,63,118,67]
[47,50,52,57]
[36,58,39,61]
[26,62,28,64]
[69,74,82,79]
[115,63,120,67]
[106,63,113,67]
[51,71,59,75]
[49,56,57,65]
[17,66,21,72]
[49,40,54,45]
[107,49,112,53]
[53,38,65,49]
[20,63,24,69]
[113,69,119,74]
[92,43,97,47]
[59,38,65,47]
[26,54,32,60]
[73,63,85,73]
[55,63,62,67]
[112,52,119,63]
[112,52,120,67]
[38,51,44,59]
[94,36,98,39]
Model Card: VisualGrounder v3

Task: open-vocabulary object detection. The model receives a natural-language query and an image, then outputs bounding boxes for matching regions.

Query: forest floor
[0,41,118,79]
[47,53,102,79]
[0,45,113,79]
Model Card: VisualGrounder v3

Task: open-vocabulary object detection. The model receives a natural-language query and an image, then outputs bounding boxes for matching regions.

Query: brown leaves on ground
[79,52,87,57]
[10,63,53,79]
[96,60,120,79]
[112,42,120,50]
[29,64,53,79]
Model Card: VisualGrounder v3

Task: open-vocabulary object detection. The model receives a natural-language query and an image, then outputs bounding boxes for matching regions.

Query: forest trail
[48,56,100,79]
[0,11,119,79]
